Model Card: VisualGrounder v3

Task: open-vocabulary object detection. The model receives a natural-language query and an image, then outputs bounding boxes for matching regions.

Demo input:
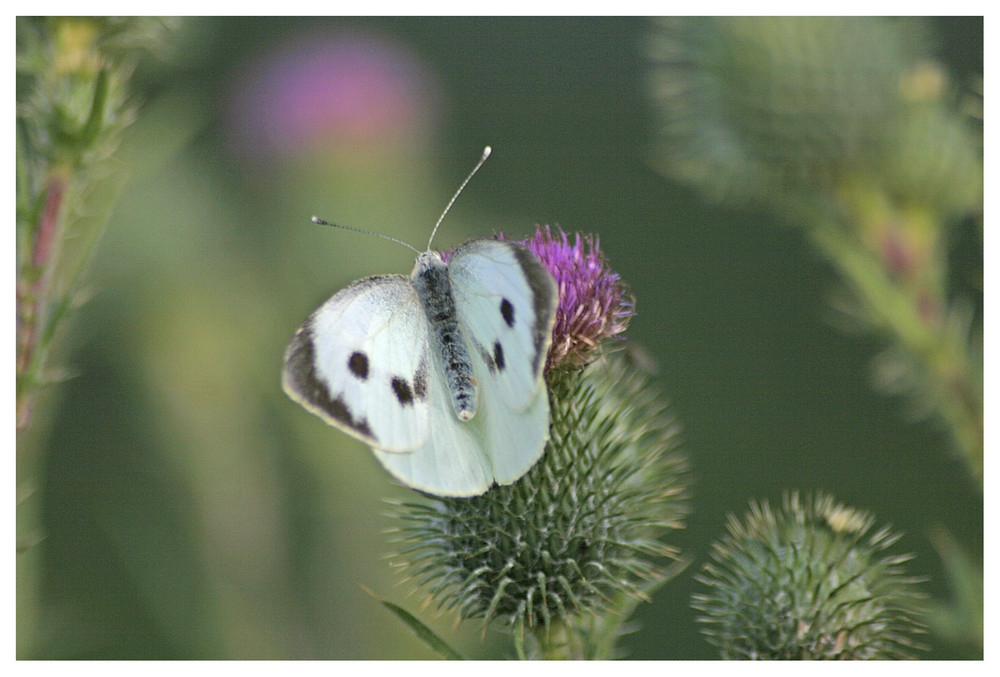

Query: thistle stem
[15,17,180,657]
[532,623,578,660]
[812,210,982,486]
[17,171,69,426]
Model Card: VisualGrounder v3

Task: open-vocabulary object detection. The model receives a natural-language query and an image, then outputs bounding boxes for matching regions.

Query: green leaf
[79,67,109,148]
[361,587,466,660]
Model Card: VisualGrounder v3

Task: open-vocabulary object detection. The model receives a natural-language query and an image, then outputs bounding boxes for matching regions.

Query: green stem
[532,622,578,659]
[811,220,982,485]
[17,171,70,426]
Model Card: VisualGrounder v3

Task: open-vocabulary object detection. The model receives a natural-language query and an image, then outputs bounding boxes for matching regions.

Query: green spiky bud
[645,17,926,203]
[692,492,925,659]
[392,354,688,657]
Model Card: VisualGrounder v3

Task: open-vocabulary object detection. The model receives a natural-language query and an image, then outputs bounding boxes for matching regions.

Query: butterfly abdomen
[412,255,478,421]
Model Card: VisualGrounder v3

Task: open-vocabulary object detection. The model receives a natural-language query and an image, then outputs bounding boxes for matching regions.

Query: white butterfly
[282,148,558,497]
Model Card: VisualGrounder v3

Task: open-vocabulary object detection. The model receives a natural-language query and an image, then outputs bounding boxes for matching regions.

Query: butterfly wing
[449,240,557,409]
[371,357,494,495]
[284,272,495,496]
[448,240,558,484]
[283,274,432,453]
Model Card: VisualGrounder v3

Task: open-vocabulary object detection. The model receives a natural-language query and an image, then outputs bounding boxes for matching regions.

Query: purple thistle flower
[439,225,633,371]
[512,225,635,371]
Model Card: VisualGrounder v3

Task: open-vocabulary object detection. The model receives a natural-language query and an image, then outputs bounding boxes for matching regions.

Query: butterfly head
[412,250,447,279]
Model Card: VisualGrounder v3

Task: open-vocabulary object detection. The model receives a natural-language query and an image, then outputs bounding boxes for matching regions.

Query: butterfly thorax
[411,252,478,421]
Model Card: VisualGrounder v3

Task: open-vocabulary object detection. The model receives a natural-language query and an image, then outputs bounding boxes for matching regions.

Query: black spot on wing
[493,341,505,372]
[391,376,414,406]
[413,359,428,400]
[283,325,375,441]
[348,351,369,380]
[474,340,496,373]
[500,298,515,328]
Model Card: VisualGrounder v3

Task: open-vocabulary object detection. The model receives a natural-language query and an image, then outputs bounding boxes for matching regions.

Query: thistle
[645,17,982,484]
[16,17,179,658]
[392,226,688,659]
[507,226,635,371]
[645,19,981,653]
[17,16,179,430]
[692,492,925,659]
[645,17,930,204]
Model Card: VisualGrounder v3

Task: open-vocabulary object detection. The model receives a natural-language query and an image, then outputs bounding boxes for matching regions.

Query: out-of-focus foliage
[16,16,180,659]
[646,16,982,656]
[17,17,180,426]
[646,17,982,481]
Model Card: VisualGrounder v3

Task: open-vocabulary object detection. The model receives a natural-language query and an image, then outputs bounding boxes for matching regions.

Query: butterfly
[282,148,558,497]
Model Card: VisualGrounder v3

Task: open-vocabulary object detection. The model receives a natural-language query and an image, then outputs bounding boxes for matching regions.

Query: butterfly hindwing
[476,365,553,485]
[283,274,432,452]
[371,354,494,495]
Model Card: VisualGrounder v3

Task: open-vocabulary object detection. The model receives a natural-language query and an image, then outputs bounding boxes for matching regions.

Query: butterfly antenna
[426,146,492,251]
[310,216,421,254]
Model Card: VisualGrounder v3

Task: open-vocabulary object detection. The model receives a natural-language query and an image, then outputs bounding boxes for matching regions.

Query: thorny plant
[16,16,178,657]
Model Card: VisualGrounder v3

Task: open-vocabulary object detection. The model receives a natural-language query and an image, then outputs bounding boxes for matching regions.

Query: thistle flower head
[392,352,687,656]
[440,225,634,370]
[692,491,925,659]
[506,225,634,371]
[227,28,439,160]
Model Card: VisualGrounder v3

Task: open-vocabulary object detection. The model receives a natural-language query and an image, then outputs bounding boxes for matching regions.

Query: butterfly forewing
[448,240,558,411]
[282,274,432,452]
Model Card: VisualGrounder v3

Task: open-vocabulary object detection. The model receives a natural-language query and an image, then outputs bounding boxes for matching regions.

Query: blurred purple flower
[227,28,439,159]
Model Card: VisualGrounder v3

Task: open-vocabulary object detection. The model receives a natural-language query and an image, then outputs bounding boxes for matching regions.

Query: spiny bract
[692,491,925,659]
[391,354,688,635]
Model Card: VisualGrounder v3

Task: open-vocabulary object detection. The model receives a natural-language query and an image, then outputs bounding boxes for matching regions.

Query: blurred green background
[23,16,982,659]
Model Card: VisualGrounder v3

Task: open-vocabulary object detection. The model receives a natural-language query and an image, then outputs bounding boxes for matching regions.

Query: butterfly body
[283,238,558,497]
[410,252,478,421]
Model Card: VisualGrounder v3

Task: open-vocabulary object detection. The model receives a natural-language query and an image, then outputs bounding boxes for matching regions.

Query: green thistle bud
[393,354,688,657]
[645,17,926,203]
[692,492,925,659]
